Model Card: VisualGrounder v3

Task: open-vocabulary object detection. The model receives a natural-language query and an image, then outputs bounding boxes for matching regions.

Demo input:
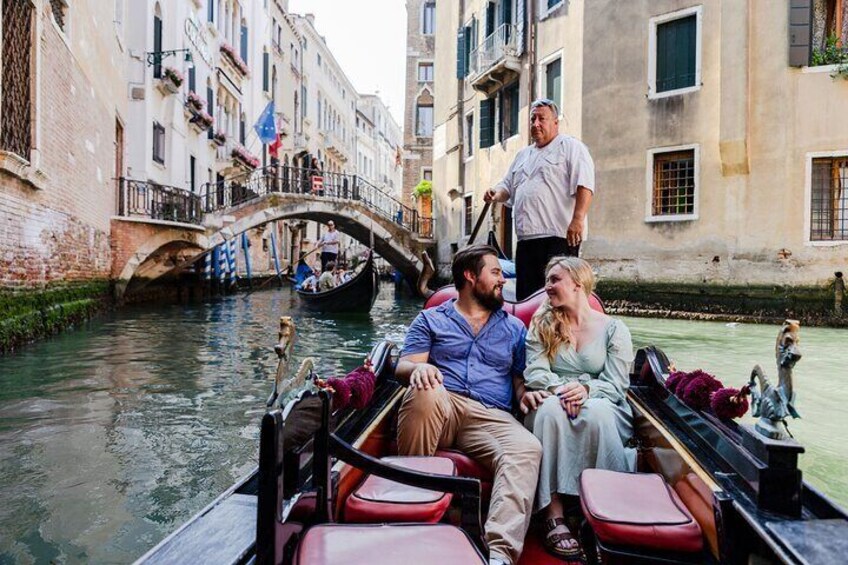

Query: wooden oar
[466,201,492,246]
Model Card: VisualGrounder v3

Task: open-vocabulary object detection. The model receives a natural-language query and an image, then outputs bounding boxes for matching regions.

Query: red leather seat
[295,523,486,564]
[344,456,456,523]
[434,449,493,501]
[579,469,703,553]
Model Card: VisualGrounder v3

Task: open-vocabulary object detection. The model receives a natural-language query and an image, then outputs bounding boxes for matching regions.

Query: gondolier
[317,220,340,270]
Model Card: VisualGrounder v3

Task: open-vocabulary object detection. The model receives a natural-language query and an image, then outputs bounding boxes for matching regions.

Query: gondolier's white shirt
[319,230,340,253]
[494,134,595,241]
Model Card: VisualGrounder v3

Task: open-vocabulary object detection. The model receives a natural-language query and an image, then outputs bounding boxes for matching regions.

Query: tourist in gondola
[395,244,542,565]
[316,220,340,270]
[520,256,636,562]
[318,261,336,291]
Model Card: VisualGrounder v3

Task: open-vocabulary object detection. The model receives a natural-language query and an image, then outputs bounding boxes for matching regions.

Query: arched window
[153,4,163,78]
[422,1,436,35]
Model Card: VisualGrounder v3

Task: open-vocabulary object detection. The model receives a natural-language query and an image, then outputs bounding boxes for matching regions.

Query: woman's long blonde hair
[530,256,595,361]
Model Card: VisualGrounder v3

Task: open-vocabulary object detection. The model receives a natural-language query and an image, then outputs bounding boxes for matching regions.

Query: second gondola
[295,250,378,313]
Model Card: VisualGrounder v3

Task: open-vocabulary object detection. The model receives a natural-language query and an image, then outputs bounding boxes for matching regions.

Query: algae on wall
[0,281,112,354]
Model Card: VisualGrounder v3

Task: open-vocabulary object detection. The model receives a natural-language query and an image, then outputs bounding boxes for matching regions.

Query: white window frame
[804,150,848,247]
[464,109,475,161]
[537,49,564,118]
[417,60,435,83]
[421,1,436,35]
[540,0,564,20]
[647,5,703,100]
[644,144,700,223]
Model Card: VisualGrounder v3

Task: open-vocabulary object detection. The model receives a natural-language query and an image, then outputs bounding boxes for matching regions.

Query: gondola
[136,288,848,565]
[295,250,378,313]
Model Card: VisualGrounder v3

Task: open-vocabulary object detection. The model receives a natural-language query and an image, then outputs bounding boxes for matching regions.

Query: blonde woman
[519,257,636,561]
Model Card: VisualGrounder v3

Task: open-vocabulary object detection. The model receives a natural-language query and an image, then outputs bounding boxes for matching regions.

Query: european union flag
[253,101,277,144]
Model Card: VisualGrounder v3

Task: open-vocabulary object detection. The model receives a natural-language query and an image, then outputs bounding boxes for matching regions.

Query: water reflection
[0,291,845,563]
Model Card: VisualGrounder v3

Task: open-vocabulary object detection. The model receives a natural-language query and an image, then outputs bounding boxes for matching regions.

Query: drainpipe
[456,0,467,195]
[527,0,538,145]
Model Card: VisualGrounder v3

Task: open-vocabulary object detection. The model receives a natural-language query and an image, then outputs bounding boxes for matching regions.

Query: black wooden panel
[788,0,812,67]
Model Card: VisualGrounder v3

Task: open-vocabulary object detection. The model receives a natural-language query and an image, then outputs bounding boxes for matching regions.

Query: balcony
[469,23,521,95]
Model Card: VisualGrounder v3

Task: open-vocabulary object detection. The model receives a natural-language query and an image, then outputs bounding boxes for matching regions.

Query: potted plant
[231,144,260,169]
[160,66,184,94]
[185,91,205,112]
[212,130,227,146]
[413,179,433,218]
[191,110,214,132]
[219,43,250,77]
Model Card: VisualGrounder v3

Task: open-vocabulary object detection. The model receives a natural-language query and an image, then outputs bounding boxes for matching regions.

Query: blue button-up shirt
[401,298,527,411]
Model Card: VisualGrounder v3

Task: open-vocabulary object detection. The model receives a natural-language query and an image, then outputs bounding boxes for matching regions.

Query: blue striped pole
[269,229,281,280]
[241,232,253,284]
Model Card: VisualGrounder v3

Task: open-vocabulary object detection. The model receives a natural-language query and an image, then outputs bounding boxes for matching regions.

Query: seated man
[396,244,542,565]
[318,261,336,291]
[300,270,319,292]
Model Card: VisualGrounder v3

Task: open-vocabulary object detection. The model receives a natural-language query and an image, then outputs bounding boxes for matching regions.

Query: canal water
[0,286,845,563]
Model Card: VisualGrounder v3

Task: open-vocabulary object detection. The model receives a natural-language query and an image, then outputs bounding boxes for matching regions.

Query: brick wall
[0,3,120,292]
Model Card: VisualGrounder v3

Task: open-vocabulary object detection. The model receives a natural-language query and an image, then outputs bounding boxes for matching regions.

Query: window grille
[810,157,848,241]
[1,0,33,159]
[652,150,695,216]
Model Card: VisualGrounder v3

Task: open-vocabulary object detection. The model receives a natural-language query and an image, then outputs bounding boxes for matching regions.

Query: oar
[466,201,492,246]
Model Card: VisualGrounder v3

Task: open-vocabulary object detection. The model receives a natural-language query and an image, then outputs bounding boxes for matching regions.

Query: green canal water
[0,286,845,563]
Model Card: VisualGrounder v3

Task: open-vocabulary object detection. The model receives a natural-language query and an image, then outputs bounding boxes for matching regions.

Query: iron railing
[200,165,433,238]
[469,23,516,77]
[116,178,203,225]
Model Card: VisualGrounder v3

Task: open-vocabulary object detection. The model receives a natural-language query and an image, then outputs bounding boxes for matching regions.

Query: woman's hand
[556,382,588,418]
[519,390,551,414]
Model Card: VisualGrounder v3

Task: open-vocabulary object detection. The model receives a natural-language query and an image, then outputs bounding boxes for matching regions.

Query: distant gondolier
[317,220,340,270]
[485,98,595,301]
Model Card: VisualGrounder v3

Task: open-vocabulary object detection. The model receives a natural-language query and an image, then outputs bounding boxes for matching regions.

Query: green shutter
[153,16,162,78]
[480,99,495,148]
[456,27,466,78]
[509,84,520,135]
[263,52,269,91]
[464,25,473,76]
[486,2,496,37]
[656,15,696,93]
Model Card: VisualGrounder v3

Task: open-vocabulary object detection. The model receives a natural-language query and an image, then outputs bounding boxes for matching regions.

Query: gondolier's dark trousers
[515,236,580,301]
[320,251,338,270]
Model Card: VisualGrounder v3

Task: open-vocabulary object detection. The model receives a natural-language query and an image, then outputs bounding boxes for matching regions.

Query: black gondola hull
[295,252,378,313]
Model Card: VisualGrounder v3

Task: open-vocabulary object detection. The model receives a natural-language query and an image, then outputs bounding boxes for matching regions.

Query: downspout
[527,0,538,145]
[457,0,467,193]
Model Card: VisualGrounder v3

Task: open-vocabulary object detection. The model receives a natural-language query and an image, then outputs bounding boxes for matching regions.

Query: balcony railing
[116,178,203,225]
[200,165,433,238]
[469,23,515,77]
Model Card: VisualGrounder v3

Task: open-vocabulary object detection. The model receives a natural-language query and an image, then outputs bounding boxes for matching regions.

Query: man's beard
[472,283,504,311]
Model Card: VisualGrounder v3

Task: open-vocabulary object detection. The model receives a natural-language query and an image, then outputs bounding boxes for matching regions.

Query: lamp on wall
[146,49,194,68]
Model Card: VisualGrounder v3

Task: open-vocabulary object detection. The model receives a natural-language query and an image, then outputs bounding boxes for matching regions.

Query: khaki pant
[397,386,542,565]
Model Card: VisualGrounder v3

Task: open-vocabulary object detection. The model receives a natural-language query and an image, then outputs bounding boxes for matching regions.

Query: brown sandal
[542,517,587,564]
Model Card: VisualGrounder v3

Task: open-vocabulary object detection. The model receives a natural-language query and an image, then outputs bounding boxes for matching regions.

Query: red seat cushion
[579,469,704,553]
[344,456,456,523]
[295,523,486,564]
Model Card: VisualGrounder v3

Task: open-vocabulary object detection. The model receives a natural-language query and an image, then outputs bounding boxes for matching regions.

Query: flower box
[185,91,205,112]
[212,131,227,147]
[190,110,214,132]
[159,66,184,95]
[231,144,260,169]
[220,42,250,77]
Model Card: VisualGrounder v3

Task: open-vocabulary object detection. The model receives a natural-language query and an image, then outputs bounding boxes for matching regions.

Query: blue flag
[253,101,276,144]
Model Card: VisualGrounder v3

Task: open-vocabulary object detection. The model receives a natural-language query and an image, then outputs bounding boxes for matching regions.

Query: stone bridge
[111,172,434,299]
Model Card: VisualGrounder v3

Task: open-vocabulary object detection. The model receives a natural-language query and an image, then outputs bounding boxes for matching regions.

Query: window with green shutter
[545,58,561,109]
[479,98,495,149]
[655,14,697,93]
[499,82,520,140]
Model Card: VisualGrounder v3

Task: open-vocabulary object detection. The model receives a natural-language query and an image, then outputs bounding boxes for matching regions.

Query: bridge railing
[200,165,434,238]
[116,178,203,225]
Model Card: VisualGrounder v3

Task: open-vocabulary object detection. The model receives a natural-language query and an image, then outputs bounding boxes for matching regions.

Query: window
[188,66,196,93]
[647,146,698,221]
[810,156,848,242]
[649,6,701,98]
[207,0,214,22]
[463,195,473,236]
[423,168,433,181]
[152,122,166,164]
[416,104,433,137]
[206,84,214,139]
[240,112,246,145]
[263,51,270,92]
[499,82,520,140]
[240,21,249,63]
[50,0,67,33]
[464,112,474,158]
[422,1,436,35]
[153,10,163,78]
[418,62,434,82]
[317,53,322,67]
[479,99,495,149]
[189,155,196,192]
[542,56,562,112]
[1,0,33,160]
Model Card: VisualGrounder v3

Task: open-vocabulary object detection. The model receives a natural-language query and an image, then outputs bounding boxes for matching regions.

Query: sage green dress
[523,318,636,509]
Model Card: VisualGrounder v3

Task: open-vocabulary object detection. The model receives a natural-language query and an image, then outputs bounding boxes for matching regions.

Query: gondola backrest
[423,286,605,329]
